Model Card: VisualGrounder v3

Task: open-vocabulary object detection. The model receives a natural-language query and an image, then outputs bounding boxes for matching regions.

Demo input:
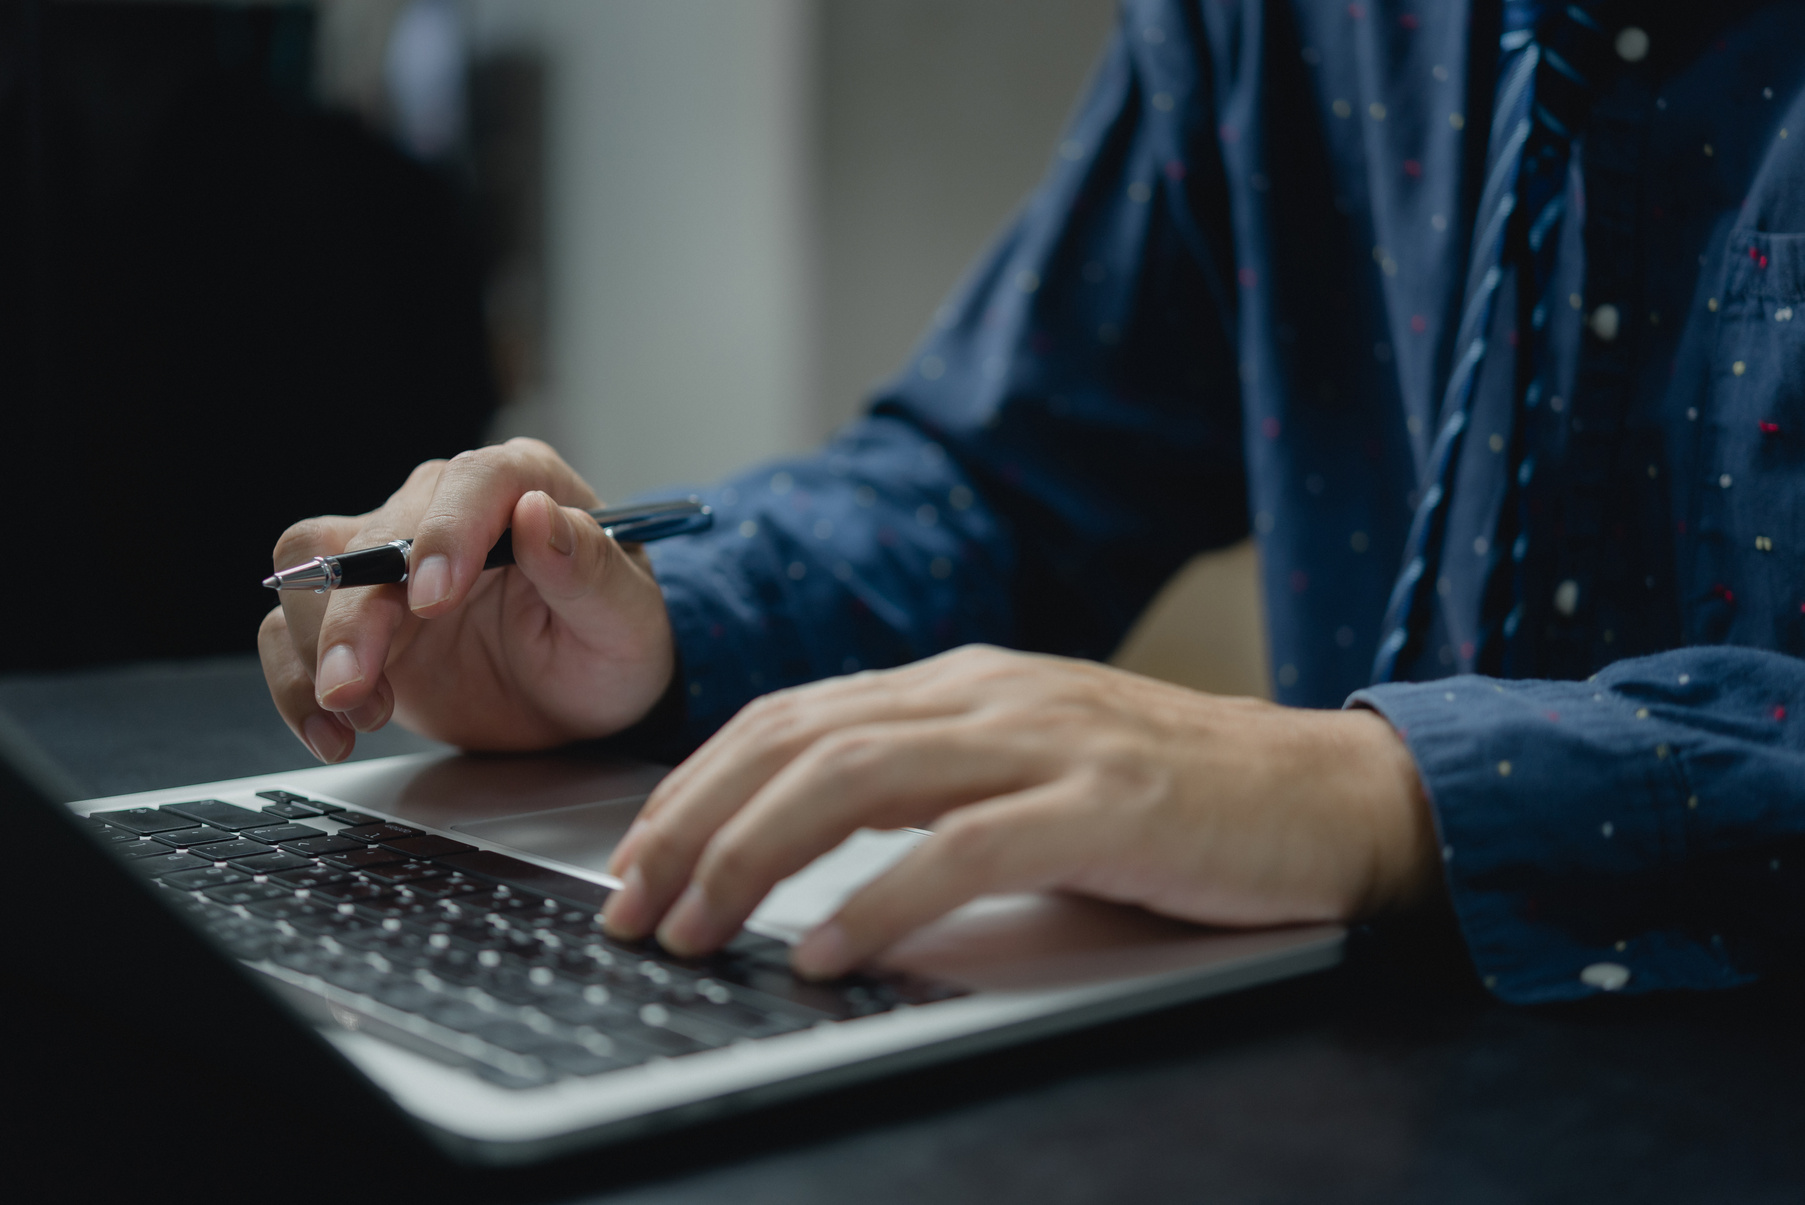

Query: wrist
[1338,707,1440,917]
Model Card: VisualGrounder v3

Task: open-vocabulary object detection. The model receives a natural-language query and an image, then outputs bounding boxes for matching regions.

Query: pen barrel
[483,529,516,571]
[332,542,411,588]
[475,502,710,572]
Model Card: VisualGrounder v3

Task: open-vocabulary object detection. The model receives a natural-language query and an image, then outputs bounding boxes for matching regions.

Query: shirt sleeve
[643,1,1248,755]
[1351,646,1805,1003]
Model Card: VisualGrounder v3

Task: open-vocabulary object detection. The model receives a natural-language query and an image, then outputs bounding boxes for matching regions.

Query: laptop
[11,730,1342,1166]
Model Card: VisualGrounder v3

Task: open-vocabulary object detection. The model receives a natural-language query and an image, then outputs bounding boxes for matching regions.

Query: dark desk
[6,657,1802,1203]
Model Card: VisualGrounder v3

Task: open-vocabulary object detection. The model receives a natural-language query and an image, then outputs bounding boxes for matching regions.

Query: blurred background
[0,0,1266,701]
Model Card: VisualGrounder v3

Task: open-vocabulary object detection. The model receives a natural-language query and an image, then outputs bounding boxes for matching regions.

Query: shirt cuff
[1348,676,1753,1003]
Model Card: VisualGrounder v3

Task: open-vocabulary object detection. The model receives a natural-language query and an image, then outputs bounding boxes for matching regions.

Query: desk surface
[6,656,1802,1204]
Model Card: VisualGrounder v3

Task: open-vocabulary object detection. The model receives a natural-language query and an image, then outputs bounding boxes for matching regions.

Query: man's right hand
[258,438,675,762]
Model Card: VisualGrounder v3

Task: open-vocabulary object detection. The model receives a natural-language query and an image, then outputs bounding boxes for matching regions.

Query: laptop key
[112,838,176,858]
[404,876,483,900]
[538,1042,635,1077]
[235,850,313,874]
[281,834,363,856]
[319,846,408,871]
[241,823,327,844]
[319,960,384,995]
[304,880,388,905]
[153,825,236,848]
[88,824,156,846]
[472,972,541,1007]
[363,861,446,886]
[533,993,608,1027]
[352,901,435,926]
[338,823,423,845]
[131,850,211,875]
[371,978,439,1012]
[329,811,384,827]
[272,866,352,890]
[472,1019,557,1054]
[204,880,294,906]
[382,835,474,859]
[189,839,276,861]
[92,807,200,835]
[165,865,251,890]
[420,997,489,1032]
[161,800,271,831]
[626,1019,706,1057]
[247,897,333,923]
[260,801,324,820]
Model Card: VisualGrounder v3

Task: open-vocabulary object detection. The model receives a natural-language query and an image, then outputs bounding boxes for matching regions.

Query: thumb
[507,491,671,656]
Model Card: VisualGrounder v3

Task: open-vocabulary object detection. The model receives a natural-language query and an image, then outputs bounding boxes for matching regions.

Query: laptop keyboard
[84,791,963,1089]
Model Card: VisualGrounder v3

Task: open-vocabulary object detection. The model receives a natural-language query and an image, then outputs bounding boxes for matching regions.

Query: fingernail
[303,712,352,763]
[315,644,364,706]
[345,694,389,733]
[657,882,719,954]
[542,493,576,556]
[793,921,852,980]
[602,864,650,938]
[409,553,451,610]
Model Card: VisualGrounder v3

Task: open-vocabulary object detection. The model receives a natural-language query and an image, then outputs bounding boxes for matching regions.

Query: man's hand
[602,646,1438,978]
[258,438,675,760]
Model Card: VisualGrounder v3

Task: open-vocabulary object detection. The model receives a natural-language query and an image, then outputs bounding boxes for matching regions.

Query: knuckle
[1081,741,1167,806]
[272,516,337,566]
[950,643,1019,680]
[807,728,886,782]
[627,818,682,877]
[405,458,448,486]
[502,435,555,460]
[936,811,1009,874]
[738,691,803,740]
[696,838,760,895]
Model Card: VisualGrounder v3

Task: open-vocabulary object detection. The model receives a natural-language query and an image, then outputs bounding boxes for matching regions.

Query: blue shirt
[640,0,1805,1003]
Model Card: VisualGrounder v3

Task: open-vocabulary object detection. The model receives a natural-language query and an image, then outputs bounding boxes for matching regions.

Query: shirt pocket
[1694,229,1805,652]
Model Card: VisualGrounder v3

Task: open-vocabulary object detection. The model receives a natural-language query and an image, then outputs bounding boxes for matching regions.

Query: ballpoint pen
[262,497,712,593]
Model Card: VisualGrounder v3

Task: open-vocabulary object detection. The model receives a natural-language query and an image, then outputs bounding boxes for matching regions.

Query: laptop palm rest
[453,800,1341,995]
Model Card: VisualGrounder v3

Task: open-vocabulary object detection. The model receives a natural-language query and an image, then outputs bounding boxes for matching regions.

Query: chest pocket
[1694,228,1805,652]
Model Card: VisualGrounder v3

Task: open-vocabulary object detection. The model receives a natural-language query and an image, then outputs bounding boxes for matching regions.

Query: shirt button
[1589,303,1621,341]
[1553,579,1580,616]
[1614,27,1649,62]
[1580,962,1631,991]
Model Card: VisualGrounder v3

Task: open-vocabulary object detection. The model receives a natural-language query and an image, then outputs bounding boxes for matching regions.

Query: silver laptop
[62,748,1342,1165]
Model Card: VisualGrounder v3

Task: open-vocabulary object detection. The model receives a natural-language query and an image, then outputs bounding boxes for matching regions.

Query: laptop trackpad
[452,796,647,879]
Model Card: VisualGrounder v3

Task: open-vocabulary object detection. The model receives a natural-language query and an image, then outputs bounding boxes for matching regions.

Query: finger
[405,437,601,618]
[507,488,666,645]
[636,716,1040,956]
[792,784,1093,979]
[259,605,355,763]
[271,514,365,681]
[310,459,453,713]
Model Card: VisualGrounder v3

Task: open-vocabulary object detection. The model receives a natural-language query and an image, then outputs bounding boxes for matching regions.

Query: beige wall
[814,0,1117,430]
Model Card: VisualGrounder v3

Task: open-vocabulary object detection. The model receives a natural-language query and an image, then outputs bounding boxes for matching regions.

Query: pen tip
[262,575,280,590]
